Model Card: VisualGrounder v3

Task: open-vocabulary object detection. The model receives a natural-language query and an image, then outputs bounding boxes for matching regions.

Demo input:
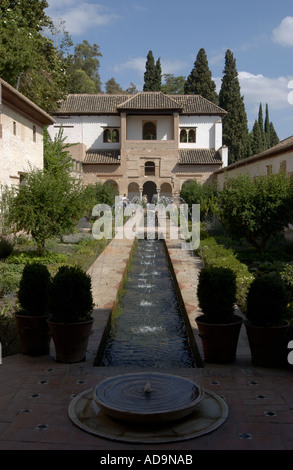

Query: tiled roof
[84,149,121,164]
[215,135,293,173]
[1,78,55,125]
[178,149,222,165]
[170,95,226,116]
[117,92,182,110]
[55,92,226,116]
[57,94,128,114]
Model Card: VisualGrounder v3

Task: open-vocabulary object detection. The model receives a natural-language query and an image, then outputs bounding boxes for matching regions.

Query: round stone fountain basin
[93,372,203,423]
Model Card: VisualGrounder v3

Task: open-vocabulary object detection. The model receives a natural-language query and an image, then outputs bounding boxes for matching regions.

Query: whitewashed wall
[2,104,43,186]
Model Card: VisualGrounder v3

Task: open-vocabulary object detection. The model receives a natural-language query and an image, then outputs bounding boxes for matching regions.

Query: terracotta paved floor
[1,226,293,451]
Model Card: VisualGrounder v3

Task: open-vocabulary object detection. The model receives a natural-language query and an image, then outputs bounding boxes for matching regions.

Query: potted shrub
[244,274,289,367]
[195,266,243,363]
[14,263,51,356]
[47,265,94,363]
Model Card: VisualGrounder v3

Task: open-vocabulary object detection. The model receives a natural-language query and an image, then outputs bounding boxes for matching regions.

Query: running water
[97,239,195,368]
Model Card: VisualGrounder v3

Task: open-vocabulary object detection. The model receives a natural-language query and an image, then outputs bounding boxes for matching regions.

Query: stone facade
[0,78,55,187]
[48,92,228,202]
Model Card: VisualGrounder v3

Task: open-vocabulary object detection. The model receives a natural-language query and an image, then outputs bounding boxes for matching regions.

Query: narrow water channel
[97,239,195,368]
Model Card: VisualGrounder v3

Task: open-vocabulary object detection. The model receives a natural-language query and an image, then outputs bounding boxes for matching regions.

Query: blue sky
[46,0,293,141]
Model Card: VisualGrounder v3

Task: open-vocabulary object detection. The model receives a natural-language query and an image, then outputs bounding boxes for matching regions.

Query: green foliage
[0,238,14,259]
[249,104,279,156]
[7,250,68,266]
[180,180,219,220]
[48,265,94,323]
[199,235,254,312]
[43,126,73,174]
[0,0,68,112]
[218,172,293,251]
[66,40,102,93]
[7,168,85,255]
[184,48,218,104]
[83,182,116,218]
[246,274,288,326]
[143,50,161,91]
[17,263,51,316]
[0,264,23,297]
[161,74,186,94]
[219,49,249,163]
[197,266,237,321]
[105,77,125,94]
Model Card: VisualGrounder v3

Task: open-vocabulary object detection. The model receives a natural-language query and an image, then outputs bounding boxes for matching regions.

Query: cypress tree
[269,122,280,147]
[251,120,263,155]
[143,50,161,91]
[184,48,218,104]
[258,103,265,149]
[154,57,162,91]
[219,49,249,164]
[264,103,271,150]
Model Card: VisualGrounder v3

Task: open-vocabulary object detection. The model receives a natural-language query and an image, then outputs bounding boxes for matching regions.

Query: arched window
[188,129,196,142]
[112,129,119,143]
[103,128,120,143]
[180,129,187,143]
[103,129,111,143]
[143,122,156,140]
[145,161,155,176]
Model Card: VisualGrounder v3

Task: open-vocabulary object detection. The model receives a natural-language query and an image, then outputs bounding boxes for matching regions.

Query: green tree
[184,48,218,104]
[180,180,218,220]
[143,50,161,91]
[219,50,249,164]
[105,77,124,94]
[250,120,263,155]
[8,169,85,255]
[218,172,293,251]
[0,0,68,112]
[67,40,102,93]
[258,103,265,149]
[269,122,280,147]
[43,127,73,174]
[125,82,138,94]
[161,74,186,94]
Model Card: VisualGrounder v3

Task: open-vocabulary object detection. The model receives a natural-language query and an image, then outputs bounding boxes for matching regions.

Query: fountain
[68,199,228,442]
[68,371,228,443]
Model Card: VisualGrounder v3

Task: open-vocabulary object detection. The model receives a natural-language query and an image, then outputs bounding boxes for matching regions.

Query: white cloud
[215,71,293,111]
[46,1,119,36]
[112,57,146,75]
[112,57,188,78]
[273,17,293,47]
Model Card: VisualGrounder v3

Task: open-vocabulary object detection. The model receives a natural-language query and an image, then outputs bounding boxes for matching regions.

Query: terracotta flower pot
[14,312,51,356]
[244,320,289,367]
[47,319,93,363]
[196,314,243,363]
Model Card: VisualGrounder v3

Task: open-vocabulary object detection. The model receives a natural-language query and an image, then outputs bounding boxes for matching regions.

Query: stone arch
[143,121,156,140]
[143,181,157,203]
[160,182,172,198]
[128,182,140,202]
[104,179,119,195]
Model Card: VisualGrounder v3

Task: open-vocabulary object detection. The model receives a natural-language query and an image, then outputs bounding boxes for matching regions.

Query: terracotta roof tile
[84,149,121,164]
[55,92,226,116]
[179,149,222,165]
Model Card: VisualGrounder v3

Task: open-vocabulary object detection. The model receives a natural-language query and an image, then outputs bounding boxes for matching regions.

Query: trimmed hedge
[198,233,254,312]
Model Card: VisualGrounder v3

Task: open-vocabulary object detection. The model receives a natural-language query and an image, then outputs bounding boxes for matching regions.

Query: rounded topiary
[48,265,94,323]
[197,266,237,322]
[17,263,51,316]
[246,274,288,327]
[0,238,13,259]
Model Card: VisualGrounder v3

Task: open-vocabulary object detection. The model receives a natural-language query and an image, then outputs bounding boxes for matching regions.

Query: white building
[48,91,228,201]
[0,78,55,187]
